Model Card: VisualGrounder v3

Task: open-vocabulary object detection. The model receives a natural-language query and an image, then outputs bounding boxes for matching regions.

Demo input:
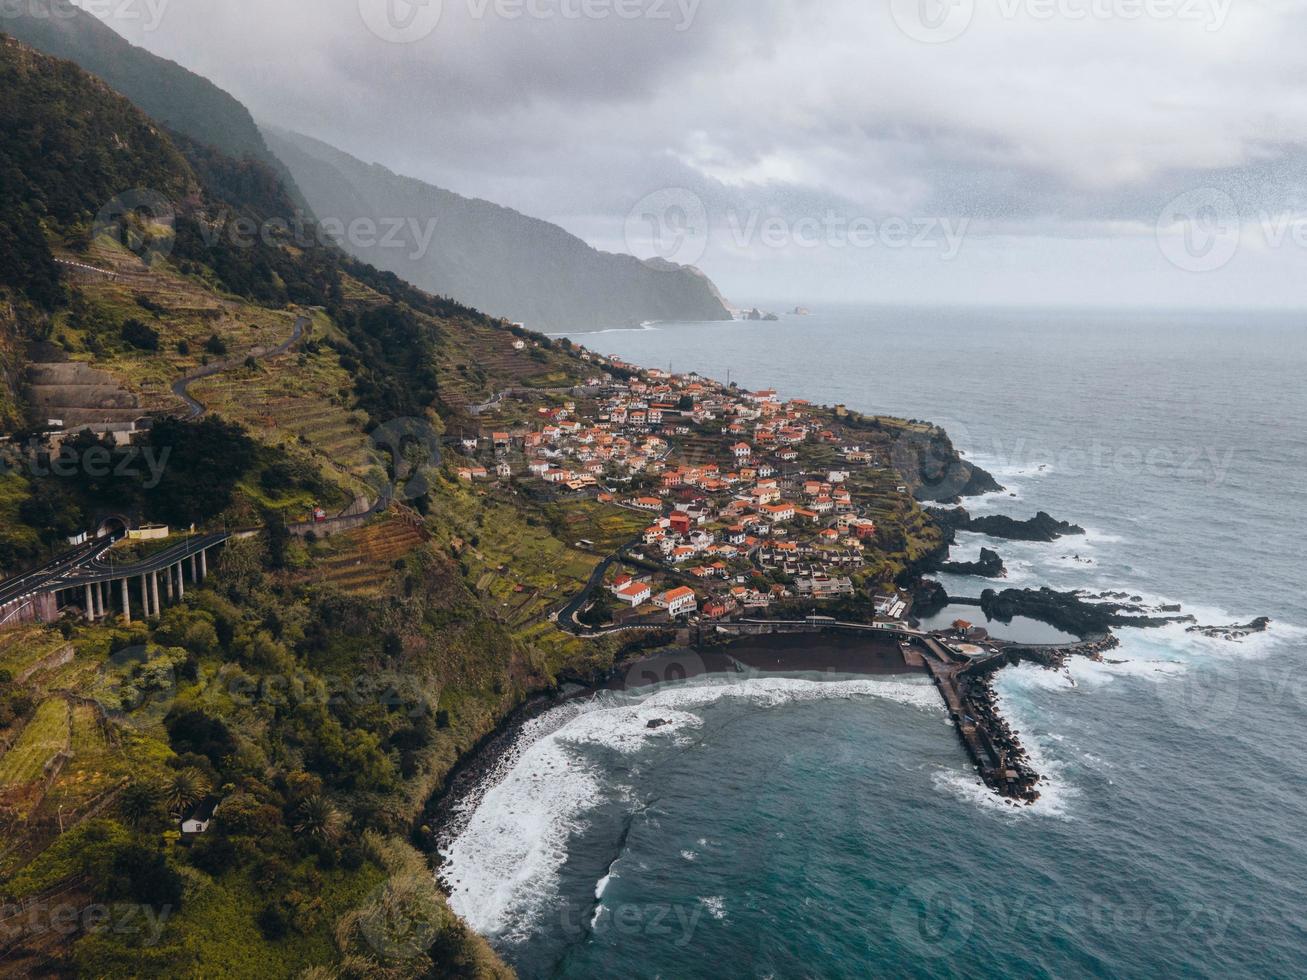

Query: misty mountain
[2,0,309,208]
[262,127,732,333]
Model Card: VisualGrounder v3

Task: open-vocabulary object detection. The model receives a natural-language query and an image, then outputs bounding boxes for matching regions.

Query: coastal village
[451,341,921,632]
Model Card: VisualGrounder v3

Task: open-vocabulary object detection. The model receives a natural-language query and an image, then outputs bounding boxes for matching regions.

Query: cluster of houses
[456,350,909,624]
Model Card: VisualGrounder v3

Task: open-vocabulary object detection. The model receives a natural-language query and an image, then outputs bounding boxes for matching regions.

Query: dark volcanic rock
[910,578,950,617]
[927,507,1084,543]
[959,465,1003,497]
[939,547,1006,578]
[967,511,1085,542]
[980,587,1195,639]
[1187,617,1272,640]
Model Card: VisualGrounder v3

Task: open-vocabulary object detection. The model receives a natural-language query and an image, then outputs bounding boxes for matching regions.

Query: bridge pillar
[120,578,131,624]
[164,567,174,601]
[139,575,150,618]
[84,584,94,620]
[176,564,184,599]
[199,548,207,580]
[150,571,160,616]
[101,581,110,619]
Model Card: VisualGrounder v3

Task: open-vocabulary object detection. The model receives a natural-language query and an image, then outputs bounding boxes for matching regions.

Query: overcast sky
[92,0,1307,308]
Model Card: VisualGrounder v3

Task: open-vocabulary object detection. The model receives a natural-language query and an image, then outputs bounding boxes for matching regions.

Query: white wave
[983,677,1077,819]
[930,766,1071,819]
[680,849,698,861]
[700,896,727,920]
[439,675,940,942]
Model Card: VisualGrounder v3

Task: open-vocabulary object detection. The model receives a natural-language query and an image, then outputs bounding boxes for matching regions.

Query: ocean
[439,306,1307,978]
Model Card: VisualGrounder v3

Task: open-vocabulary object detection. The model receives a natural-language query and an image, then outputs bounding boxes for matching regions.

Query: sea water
[441,306,1307,978]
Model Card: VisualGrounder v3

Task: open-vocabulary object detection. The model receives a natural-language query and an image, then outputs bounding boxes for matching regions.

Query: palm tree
[165,767,212,817]
[293,795,343,842]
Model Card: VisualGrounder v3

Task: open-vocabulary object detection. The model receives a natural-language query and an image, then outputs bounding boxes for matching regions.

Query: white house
[654,587,698,617]
[615,582,653,606]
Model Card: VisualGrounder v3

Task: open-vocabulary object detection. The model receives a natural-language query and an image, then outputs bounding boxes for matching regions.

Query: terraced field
[39,702,124,819]
[304,516,430,596]
[54,239,299,410]
[0,628,73,684]
[428,484,623,668]
[0,699,71,819]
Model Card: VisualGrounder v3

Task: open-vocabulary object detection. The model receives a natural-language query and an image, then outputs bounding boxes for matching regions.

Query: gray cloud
[90,0,1307,306]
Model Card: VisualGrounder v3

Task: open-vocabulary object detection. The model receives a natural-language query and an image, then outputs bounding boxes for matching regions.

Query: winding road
[171,314,309,418]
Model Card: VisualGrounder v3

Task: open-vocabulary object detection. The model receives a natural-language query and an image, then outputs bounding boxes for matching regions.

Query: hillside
[2,1,311,212]
[264,127,734,332]
[0,35,619,977]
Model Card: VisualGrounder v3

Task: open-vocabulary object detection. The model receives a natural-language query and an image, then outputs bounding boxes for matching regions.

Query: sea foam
[439,676,939,941]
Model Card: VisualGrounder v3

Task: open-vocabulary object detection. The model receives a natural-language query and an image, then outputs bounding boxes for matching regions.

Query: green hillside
[0,36,616,978]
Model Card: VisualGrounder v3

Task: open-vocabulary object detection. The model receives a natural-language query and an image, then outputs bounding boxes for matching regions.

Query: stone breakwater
[934,634,1121,804]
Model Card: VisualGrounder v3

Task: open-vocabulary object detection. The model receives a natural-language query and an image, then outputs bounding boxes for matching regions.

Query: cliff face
[263,127,733,333]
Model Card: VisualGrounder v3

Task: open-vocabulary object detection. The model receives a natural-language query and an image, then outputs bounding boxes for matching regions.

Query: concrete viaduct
[0,532,230,628]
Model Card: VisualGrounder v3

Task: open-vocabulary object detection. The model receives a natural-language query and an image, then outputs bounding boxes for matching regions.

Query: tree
[292,796,343,842]
[121,318,160,351]
[204,333,228,356]
[119,780,165,828]
[165,767,211,816]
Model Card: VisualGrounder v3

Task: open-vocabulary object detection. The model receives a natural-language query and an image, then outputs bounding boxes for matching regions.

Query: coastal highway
[0,538,118,613]
[57,532,231,586]
[0,532,232,627]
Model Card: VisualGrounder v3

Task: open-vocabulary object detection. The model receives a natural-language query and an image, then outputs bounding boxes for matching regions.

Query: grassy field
[0,699,70,801]
[0,626,71,680]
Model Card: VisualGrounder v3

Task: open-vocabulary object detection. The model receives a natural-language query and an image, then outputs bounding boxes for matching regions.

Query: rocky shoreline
[978,587,1197,638]
[938,546,1006,578]
[929,506,1086,543]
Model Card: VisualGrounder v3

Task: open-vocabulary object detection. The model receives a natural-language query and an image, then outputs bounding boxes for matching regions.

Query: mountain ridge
[263,126,733,332]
